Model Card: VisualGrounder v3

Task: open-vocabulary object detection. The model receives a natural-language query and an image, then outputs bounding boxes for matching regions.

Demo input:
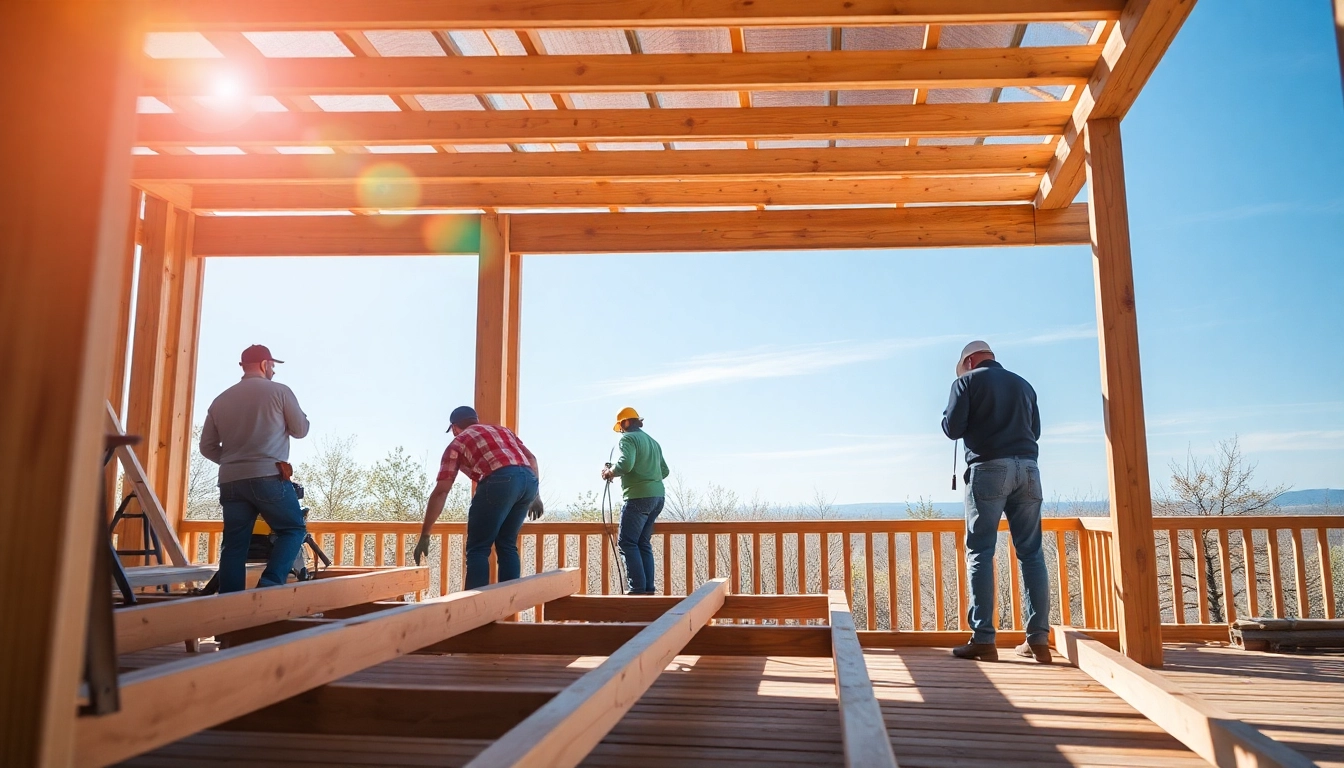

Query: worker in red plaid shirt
[414,406,542,589]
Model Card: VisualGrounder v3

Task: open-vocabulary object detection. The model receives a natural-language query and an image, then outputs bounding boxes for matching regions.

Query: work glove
[413,534,430,565]
[527,497,545,521]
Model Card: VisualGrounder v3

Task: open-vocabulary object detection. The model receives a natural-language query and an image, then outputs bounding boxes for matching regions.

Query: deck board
[114,645,1217,767]
[1159,643,1344,768]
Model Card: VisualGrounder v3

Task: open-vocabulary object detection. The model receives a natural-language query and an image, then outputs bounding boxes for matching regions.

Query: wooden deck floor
[1160,643,1344,767]
[114,646,1216,767]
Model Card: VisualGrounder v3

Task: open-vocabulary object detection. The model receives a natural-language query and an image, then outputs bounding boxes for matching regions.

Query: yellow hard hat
[613,406,641,432]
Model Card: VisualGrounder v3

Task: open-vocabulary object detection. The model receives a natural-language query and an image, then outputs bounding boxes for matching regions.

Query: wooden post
[105,189,143,518]
[0,3,141,766]
[504,251,523,431]
[1084,117,1163,667]
[475,213,516,427]
[156,211,204,528]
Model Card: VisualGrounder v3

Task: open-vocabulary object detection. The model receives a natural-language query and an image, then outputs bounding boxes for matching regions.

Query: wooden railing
[177,514,1342,633]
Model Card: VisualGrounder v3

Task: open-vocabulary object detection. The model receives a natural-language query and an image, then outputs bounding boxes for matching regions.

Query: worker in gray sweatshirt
[199,344,310,592]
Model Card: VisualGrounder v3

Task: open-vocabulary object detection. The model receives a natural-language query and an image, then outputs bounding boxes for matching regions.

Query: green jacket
[611,428,669,501]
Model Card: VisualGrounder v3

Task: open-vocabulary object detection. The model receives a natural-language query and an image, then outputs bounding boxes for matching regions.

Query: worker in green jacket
[600,407,670,595]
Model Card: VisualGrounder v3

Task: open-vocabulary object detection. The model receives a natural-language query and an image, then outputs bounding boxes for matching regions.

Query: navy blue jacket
[941,360,1041,465]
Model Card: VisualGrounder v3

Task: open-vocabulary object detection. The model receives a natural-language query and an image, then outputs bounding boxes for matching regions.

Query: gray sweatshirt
[200,375,310,485]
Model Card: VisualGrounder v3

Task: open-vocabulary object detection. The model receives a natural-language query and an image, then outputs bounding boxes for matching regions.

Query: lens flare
[356,163,421,210]
[422,215,481,254]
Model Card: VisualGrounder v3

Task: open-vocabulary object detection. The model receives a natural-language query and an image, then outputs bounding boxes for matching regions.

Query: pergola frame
[1,1,1202,765]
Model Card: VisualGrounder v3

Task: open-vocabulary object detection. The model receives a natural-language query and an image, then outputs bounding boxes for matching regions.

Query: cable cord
[601,473,628,592]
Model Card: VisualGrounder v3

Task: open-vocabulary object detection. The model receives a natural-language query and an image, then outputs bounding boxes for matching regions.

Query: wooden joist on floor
[75,568,581,768]
[1051,626,1320,768]
[462,579,729,768]
[830,591,900,768]
[115,566,428,653]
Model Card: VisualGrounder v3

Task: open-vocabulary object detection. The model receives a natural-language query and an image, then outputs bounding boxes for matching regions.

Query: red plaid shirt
[436,424,533,484]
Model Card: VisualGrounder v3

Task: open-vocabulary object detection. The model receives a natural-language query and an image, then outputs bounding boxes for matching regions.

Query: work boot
[951,642,998,661]
[1015,641,1053,663]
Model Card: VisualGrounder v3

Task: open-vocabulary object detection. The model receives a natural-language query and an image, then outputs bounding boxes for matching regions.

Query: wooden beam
[1037,0,1198,208]
[191,204,1091,257]
[135,102,1075,147]
[0,3,141,766]
[422,621,833,657]
[151,208,201,529]
[464,579,729,768]
[1086,118,1162,667]
[545,593,830,622]
[133,144,1057,184]
[141,46,1098,97]
[829,591,899,768]
[115,566,428,653]
[145,0,1126,30]
[1052,627,1318,768]
[105,189,142,519]
[105,402,190,567]
[74,568,581,768]
[475,213,512,427]
[503,250,522,432]
[191,177,1043,212]
[215,682,557,739]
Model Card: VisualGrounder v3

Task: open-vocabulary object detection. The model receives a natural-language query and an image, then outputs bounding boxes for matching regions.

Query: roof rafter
[136,102,1074,147]
[140,46,1099,97]
[144,0,1125,30]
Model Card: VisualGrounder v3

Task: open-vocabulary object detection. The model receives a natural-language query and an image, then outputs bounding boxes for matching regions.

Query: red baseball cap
[240,344,284,364]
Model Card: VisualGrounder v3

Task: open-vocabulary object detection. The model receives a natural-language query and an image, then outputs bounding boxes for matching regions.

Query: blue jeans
[465,465,538,589]
[218,477,307,593]
[964,458,1050,645]
[618,496,664,594]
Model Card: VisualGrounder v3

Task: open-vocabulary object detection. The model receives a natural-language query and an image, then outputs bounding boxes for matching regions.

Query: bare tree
[664,473,700,522]
[804,488,837,520]
[297,435,367,520]
[905,497,943,520]
[1154,437,1286,622]
[364,446,432,522]
[185,425,221,520]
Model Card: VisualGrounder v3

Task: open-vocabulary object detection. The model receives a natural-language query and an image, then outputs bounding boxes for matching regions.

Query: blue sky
[191,1,1344,508]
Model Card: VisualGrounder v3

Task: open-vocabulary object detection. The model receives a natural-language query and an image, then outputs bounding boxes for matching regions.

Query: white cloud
[1238,430,1344,453]
[600,337,958,396]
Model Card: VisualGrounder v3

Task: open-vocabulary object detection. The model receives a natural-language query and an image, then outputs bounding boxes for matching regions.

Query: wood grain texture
[135,102,1074,147]
[423,621,832,657]
[544,593,829,622]
[144,0,1126,30]
[1052,627,1318,768]
[474,214,512,427]
[1086,118,1162,667]
[141,46,1097,96]
[191,176,1042,211]
[116,567,429,653]
[133,145,1057,184]
[463,579,728,768]
[75,569,581,768]
[1037,0,1198,208]
[830,591,900,768]
[0,4,140,766]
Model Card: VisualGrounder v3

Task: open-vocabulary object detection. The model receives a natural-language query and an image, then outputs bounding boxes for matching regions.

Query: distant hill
[832,491,1340,519]
[1274,489,1343,508]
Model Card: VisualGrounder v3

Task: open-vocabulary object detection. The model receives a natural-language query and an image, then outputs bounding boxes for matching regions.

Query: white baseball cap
[956,340,993,377]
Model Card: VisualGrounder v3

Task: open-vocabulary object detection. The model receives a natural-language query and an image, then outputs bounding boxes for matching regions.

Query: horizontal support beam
[145,0,1126,30]
[132,144,1057,185]
[136,102,1073,147]
[142,46,1098,97]
[190,176,1042,211]
[116,566,428,653]
[1052,627,1317,768]
[423,621,833,657]
[192,204,1091,257]
[74,569,581,768]
[544,594,830,622]
[216,682,557,739]
[830,591,899,768]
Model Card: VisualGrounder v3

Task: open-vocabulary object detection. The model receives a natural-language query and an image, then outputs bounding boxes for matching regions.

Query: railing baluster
[909,532,922,632]
[532,533,544,620]
[395,533,405,567]
[557,532,567,569]
[931,531,945,631]
[819,531,830,592]
[752,532,762,598]
[1078,530,1095,627]
[1290,528,1309,618]
[688,533,698,595]
[1056,530,1071,626]
[888,532,900,632]
[795,532,806,595]
[1217,528,1236,622]
[579,533,589,595]
[708,532,717,581]
[954,532,968,631]
[1007,538,1021,630]
[843,532,854,609]
[207,532,220,564]
[1241,528,1259,618]
[438,534,450,597]
[774,532,784,597]
[1267,529,1285,617]
[729,532,740,597]
[601,532,611,595]
[663,532,672,595]
[1166,529,1183,624]
[1192,529,1210,623]
[1319,529,1337,620]
[865,532,876,631]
